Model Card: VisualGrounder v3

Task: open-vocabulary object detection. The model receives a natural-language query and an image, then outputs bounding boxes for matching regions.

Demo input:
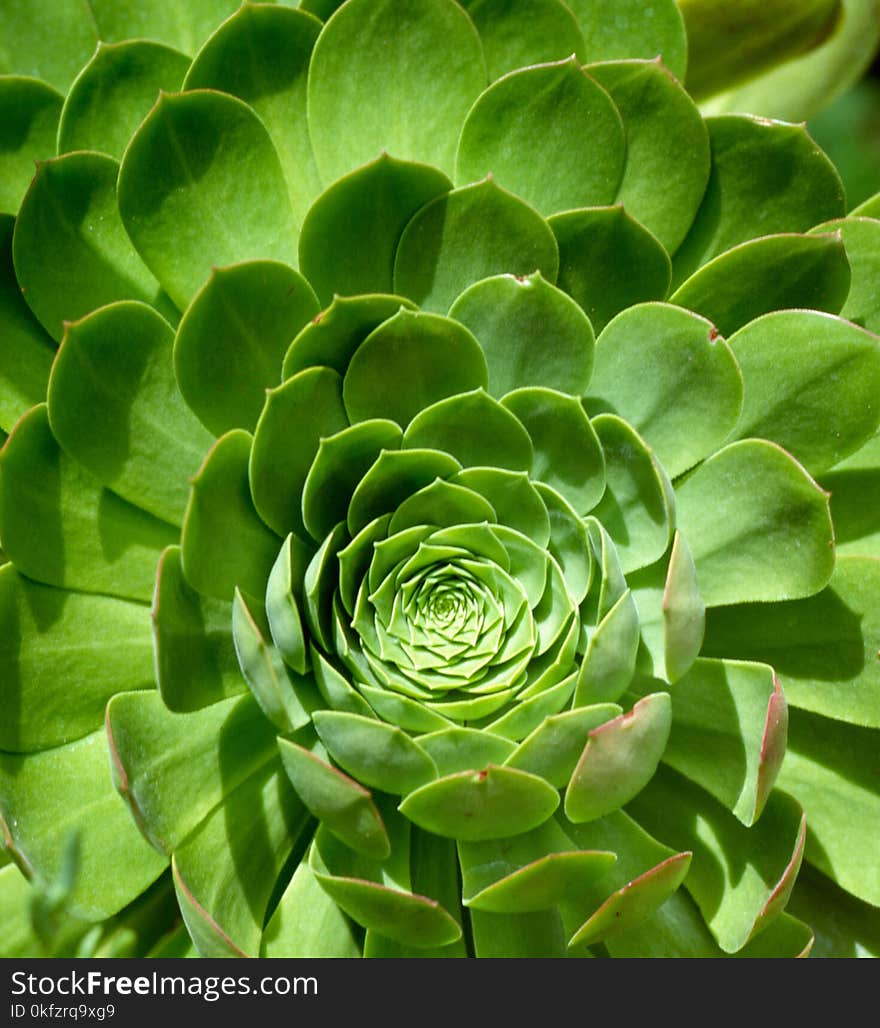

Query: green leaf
[502,387,605,514]
[282,293,415,381]
[0,566,153,752]
[310,834,462,949]
[565,693,672,822]
[117,90,298,310]
[0,404,176,601]
[400,765,559,841]
[671,233,852,337]
[776,709,880,907]
[680,0,840,99]
[462,0,586,80]
[307,0,486,183]
[265,534,313,677]
[575,589,641,704]
[173,761,309,957]
[726,309,880,475]
[456,58,625,217]
[454,469,551,544]
[588,302,742,479]
[250,366,348,539]
[312,646,376,719]
[505,704,621,787]
[303,420,403,542]
[416,728,515,776]
[388,477,496,533]
[568,852,692,948]
[674,439,834,606]
[820,431,880,557]
[86,0,242,56]
[184,4,323,224]
[702,556,880,728]
[0,729,166,920]
[662,658,786,825]
[13,152,172,341]
[787,863,880,959]
[394,179,560,314]
[673,116,845,286]
[174,261,320,437]
[811,217,880,336]
[232,589,317,734]
[278,738,389,860]
[0,76,62,213]
[590,414,674,573]
[565,0,687,82]
[0,215,56,434]
[48,301,212,526]
[469,908,569,957]
[587,59,710,254]
[153,546,244,713]
[58,40,190,160]
[106,691,277,856]
[403,388,533,471]
[300,155,451,305]
[342,307,488,428]
[629,767,807,953]
[181,429,281,601]
[549,206,671,333]
[313,710,437,795]
[449,272,594,398]
[0,0,99,93]
[261,860,360,958]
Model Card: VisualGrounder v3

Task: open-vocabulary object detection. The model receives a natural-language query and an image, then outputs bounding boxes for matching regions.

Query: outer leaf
[630,768,807,953]
[811,217,880,335]
[0,215,56,434]
[152,546,244,713]
[674,439,834,606]
[57,40,190,160]
[549,206,671,333]
[588,59,710,254]
[307,0,486,183]
[588,302,741,479]
[394,179,560,314]
[0,566,153,752]
[671,233,852,336]
[86,0,242,56]
[106,691,277,856]
[300,155,452,305]
[0,730,166,920]
[673,116,845,285]
[48,301,213,525]
[702,556,880,728]
[181,429,281,601]
[777,709,880,907]
[173,762,309,957]
[820,431,880,557]
[184,3,323,224]
[0,405,176,601]
[0,77,62,212]
[174,261,320,437]
[661,658,787,826]
[0,0,98,93]
[680,0,840,99]
[117,90,298,309]
[565,0,687,81]
[455,58,625,216]
[13,153,172,341]
[463,0,586,80]
[726,309,880,475]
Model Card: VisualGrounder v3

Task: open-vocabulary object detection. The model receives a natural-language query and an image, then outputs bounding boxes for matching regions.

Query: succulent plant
[0,0,879,959]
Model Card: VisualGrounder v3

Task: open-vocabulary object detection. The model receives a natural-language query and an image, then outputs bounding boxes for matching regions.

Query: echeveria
[0,0,879,960]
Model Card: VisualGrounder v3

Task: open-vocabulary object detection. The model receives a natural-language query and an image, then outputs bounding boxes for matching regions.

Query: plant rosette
[0,0,878,959]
